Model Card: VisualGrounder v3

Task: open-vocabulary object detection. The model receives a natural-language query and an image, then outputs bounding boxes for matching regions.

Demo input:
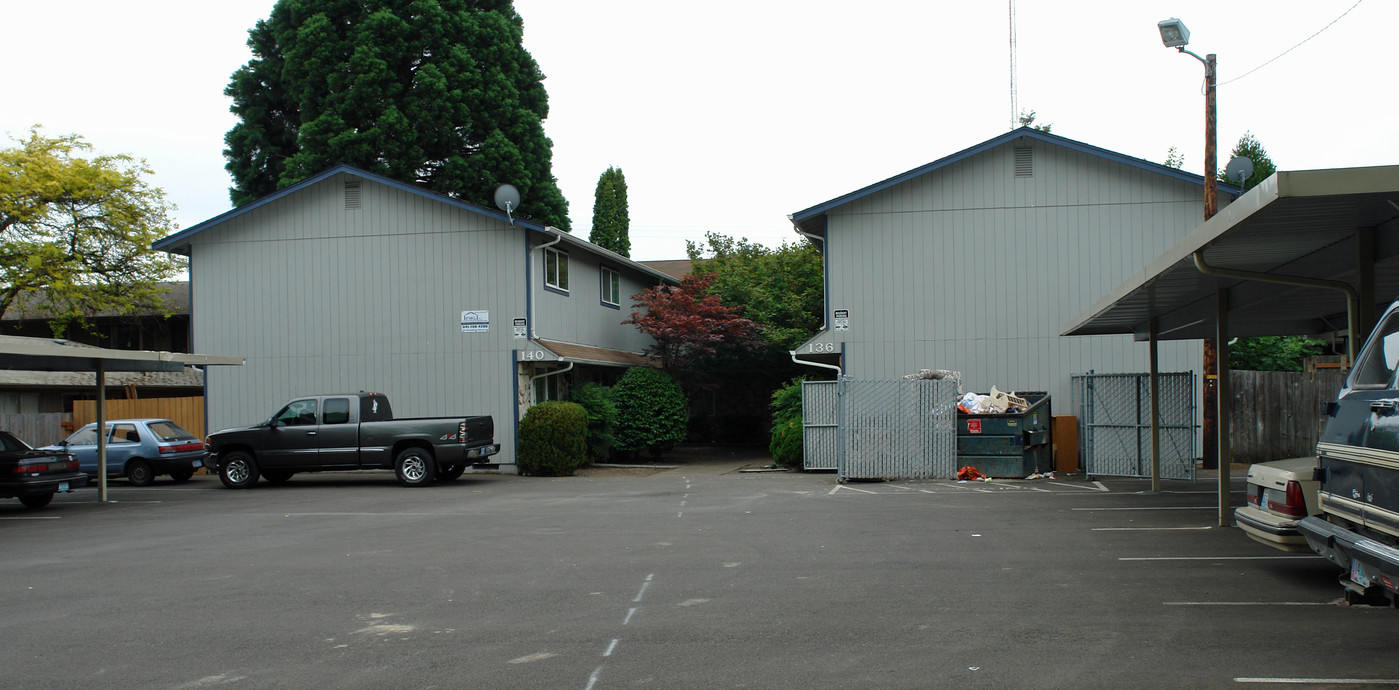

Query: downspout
[529,228,565,340]
[528,361,574,401]
[789,217,840,377]
[790,218,829,332]
[1191,250,1361,362]
[790,350,842,377]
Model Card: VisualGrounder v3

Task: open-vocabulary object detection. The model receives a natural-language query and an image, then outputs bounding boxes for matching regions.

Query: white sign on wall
[461,310,490,333]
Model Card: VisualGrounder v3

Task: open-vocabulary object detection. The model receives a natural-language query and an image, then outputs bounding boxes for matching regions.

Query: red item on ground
[956,466,987,481]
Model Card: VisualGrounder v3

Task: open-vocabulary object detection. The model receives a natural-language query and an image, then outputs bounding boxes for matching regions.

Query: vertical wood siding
[191,173,529,462]
[824,139,1208,418]
[72,397,206,438]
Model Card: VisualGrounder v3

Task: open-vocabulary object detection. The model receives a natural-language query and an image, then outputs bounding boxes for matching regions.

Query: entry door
[261,399,320,468]
[316,397,360,468]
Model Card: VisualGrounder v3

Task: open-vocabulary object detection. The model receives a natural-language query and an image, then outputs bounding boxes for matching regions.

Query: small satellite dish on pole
[494,184,521,225]
[1224,156,1255,188]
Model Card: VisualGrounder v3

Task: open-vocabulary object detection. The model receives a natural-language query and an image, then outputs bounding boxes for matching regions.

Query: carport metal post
[1149,318,1161,493]
[1216,289,1231,527]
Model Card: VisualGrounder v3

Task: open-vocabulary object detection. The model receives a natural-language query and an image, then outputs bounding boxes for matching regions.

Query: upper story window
[545,247,569,293]
[601,266,621,308]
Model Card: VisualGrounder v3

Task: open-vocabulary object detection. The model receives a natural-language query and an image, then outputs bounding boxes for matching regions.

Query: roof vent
[344,181,362,210]
[1013,146,1033,177]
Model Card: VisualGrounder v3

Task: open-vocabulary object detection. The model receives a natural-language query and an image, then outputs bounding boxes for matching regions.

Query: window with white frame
[601,266,621,307]
[544,247,569,292]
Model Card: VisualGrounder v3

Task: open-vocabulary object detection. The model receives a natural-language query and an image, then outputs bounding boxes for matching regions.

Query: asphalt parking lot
[5,450,1399,689]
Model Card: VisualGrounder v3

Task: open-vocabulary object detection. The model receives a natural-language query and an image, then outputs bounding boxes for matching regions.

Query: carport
[0,335,242,501]
[1062,165,1399,525]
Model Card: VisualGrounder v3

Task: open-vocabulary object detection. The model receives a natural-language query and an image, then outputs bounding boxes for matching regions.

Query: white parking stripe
[1235,678,1399,685]
[1120,555,1317,561]
[1093,526,1214,531]
[1048,481,1108,492]
[1165,601,1334,606]
[1073,506,1213,511]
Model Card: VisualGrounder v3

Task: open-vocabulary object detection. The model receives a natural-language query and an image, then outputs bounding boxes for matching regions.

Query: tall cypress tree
[223,0,570,230]
[589,166,629,256]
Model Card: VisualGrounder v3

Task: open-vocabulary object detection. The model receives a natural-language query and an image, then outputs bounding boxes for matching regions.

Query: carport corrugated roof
[1061,165,1399,342]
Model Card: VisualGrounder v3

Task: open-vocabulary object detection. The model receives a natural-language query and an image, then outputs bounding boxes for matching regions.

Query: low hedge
[517,401,589,476]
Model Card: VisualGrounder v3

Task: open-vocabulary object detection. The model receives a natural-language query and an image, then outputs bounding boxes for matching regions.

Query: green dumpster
[956,392,1052,478]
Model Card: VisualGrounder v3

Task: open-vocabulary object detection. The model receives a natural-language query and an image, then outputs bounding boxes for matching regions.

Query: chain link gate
[1070,372,1196,480]
[801,380,839,471]
[802,378,958,480]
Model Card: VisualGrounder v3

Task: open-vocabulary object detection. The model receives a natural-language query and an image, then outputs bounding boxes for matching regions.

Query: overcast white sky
[3,1,1392,261]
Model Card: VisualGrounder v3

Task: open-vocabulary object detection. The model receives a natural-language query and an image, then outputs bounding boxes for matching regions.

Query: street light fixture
[1157,18,1190,48]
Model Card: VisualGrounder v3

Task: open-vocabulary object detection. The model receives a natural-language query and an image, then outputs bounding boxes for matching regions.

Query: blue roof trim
[152,164,549,253]
[789,127,1240,229]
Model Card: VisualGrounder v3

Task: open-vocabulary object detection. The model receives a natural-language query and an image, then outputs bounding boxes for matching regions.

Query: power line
[1219,0,1364,87]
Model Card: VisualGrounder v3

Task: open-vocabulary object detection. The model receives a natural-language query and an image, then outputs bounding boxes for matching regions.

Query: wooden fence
[1228,369,1347,463]
[72,397,206,439]
[0,413,69,447]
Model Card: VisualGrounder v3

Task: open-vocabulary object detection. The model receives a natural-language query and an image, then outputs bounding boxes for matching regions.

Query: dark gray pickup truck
[204,392,499,489]
[1301,300,1399,605]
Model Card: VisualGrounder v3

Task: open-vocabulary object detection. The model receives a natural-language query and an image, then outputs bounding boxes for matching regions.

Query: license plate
[193,459,202,468]
[58,481,69,492]
[1351,558,1373,587]
[1263,488,1283,513]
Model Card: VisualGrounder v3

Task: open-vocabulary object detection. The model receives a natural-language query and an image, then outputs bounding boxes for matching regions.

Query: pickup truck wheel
[19,493,54,509]
[220,452,260,489]
[395,448,436,487]
[126,459,155,486]
[438,464,466,481]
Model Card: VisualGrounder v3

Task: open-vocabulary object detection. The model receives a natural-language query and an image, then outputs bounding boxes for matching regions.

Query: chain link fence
[1070,372,1196,479]
[803,378,958,480]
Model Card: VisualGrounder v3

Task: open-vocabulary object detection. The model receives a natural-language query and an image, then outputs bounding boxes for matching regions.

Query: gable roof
[151,164,677,285]
[789,127,1240,237]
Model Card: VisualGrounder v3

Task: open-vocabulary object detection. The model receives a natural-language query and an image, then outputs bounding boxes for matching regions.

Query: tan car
[1234,457,1321,552]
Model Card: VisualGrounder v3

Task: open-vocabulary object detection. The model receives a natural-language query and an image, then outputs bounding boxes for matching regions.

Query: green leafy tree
[589,166,629,256]
[1229,335,1327,372]
[1164,146,1185,169]
[612,367,688,459]
[224,0,570,229]
[1018,109,1052,133]
[687,232,823,350]
[1220,131,1276,191]
[0,127,184,333]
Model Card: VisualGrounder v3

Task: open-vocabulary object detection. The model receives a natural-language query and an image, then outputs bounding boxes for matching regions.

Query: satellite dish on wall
[1224,156,1255,187]
[494,184,520,225]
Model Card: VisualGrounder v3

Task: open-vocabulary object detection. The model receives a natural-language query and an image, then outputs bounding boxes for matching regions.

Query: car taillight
[1267,480,1309,518]
[159,442,205,454]
[1247,490,1262,508]
[458,421,467,443]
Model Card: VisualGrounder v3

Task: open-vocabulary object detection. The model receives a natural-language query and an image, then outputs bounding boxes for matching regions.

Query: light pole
[1160,17,1228,522]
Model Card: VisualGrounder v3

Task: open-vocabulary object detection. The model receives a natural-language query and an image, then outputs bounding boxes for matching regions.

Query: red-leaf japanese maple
[624,274,759,372]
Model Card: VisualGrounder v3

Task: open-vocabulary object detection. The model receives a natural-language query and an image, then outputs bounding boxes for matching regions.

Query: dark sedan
[0,430,87,509]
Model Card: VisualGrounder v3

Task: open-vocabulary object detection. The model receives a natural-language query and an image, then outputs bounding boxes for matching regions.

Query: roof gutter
[1191,250,1361,362]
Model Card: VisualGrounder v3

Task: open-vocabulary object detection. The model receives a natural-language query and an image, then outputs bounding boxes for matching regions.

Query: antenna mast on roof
[1009,0,1018,130]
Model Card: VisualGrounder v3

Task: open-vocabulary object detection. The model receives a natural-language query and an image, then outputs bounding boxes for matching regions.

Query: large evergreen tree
[223,0,570,229]
[589,166,629,256]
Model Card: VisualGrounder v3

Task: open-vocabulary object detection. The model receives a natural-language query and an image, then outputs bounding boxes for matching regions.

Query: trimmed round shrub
[768,378,805,468]
[612,367,688,459]
[568,382,617,462]
[517,401,589,476]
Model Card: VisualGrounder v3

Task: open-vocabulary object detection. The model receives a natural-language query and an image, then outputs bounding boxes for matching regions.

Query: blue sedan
[47,419,205,486]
